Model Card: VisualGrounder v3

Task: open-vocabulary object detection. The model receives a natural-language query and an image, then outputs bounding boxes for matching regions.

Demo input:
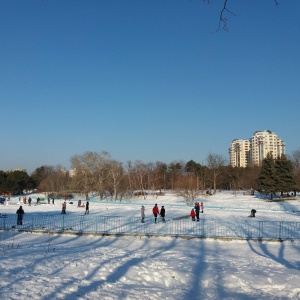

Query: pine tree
[257,153,276,200]
[274,154,296,197]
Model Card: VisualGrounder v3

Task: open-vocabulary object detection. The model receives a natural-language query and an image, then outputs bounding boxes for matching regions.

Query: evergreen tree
[257,153,276,200]
[185,160,202,174]
[274,154,296,197]
[0,171,8,193]
[6,170,31,194]
[31,165,53,189]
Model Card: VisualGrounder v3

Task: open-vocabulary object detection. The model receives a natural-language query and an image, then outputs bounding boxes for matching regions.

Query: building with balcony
[229,139,251,167]
[250,130,285,166]
[229,130,285,167]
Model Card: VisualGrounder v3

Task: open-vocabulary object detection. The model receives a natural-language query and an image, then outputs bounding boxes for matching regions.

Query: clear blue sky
[1,0,300,174]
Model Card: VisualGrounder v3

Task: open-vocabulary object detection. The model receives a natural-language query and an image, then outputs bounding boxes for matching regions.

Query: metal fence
[1,214,300,240]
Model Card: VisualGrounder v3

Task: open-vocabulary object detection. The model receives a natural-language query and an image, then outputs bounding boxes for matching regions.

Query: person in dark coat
[85,201,89,214]
[141,205,145,223]
[152,204,159,223]
[77,199,82,208]
[16,206,25,225]
[195,202,200,221]
[160,206,166,223]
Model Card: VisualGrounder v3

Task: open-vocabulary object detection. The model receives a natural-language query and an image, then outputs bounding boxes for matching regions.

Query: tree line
[1,149,300,202]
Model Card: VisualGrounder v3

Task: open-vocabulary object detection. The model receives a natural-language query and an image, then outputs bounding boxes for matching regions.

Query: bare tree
[70,151,99,199]
[146,162,167,197]
[175,173,202,205]
[44,166,71,197]
[93,151,111,199]
[203,0,279,32]
[124,160,135,198]
[130,161,149,199]
[206,153,227,194]
[107,160,124,200]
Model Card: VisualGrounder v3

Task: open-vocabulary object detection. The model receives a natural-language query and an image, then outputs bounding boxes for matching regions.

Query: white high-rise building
[229,139,251,167]
[229,130,285,167]
[250,130,285,166]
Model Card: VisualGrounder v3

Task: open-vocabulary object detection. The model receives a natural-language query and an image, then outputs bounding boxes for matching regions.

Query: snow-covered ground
[1,191,300,299]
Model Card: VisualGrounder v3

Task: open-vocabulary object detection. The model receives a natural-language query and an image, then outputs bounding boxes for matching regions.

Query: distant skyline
[1,1,300,174]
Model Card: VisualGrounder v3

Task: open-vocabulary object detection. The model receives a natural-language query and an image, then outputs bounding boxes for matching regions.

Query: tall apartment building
[229,130,285,167]
[250,130,285,166]
[229,139,251,167]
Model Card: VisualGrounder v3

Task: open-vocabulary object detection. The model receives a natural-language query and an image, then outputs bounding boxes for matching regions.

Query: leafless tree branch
[217,0,236,32]
[203,0,280,33]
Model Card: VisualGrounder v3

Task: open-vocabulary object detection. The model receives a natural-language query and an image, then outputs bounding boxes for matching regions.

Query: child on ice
[190,208,196,221]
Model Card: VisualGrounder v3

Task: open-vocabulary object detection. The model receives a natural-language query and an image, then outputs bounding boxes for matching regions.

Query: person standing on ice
[194,202,200,221]
[152,204,159,223]
[16,205,25,225]
[85,201,89,215]
[160,206,166,223]
[141,205,145,223]
[200,202,204,213]
[61,201,66,214]
[190,208,196,221]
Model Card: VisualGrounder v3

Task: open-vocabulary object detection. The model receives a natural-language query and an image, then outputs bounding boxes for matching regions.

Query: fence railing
[1,214,300,240]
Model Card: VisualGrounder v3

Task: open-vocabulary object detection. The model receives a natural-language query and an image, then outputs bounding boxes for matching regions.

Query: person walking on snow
[85,201,89,214]
[152,204,159,223]
[160,206,166,223]
[141,205,145,223]
[200,202,204,213]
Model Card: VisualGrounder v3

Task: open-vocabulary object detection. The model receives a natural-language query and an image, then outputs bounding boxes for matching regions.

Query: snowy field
[1,191,300,299]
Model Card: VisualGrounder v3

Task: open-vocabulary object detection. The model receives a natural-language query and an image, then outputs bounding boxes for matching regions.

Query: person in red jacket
[152,204,159,223]
[190,208,196,221]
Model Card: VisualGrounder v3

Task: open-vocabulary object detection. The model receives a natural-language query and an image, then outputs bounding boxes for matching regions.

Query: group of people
[141,202,205,223]
[47,197,55,204]
[190,202,204,221]
[152,203,166,223]
[19,196,40,206]
[61,200,90,214]
[141,204,166,223]
[15,199,90,225]
[20,196,32,205]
